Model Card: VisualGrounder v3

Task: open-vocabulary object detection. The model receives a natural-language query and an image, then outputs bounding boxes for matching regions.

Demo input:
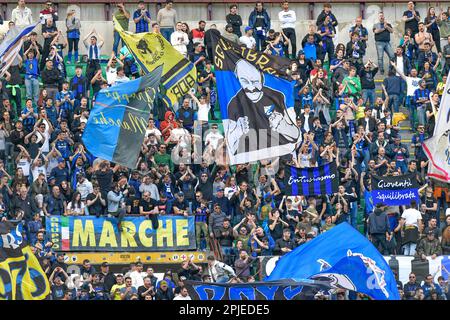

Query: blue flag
[0,23,38,77]
[82,67,162,168]
[265,223,400,300]
[212,33,301,165]
[285,162,338,196]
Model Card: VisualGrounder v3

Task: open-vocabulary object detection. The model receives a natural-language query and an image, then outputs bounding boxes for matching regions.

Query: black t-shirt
[51,283,68,300]
[172,199,188,212]
[403,10,420,34]
[137,285,153,300]
[157,199,168,214]
[199,69,213,88]
[139,198,158,214]
[268,219,284,241]
[86,192,104,215]
[126,196,141,215]
[95,169,114,195]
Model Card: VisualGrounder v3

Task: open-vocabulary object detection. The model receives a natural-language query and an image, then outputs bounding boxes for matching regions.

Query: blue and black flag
[211,33,301,165]
[285,163,339,196]
[82,66,162,168]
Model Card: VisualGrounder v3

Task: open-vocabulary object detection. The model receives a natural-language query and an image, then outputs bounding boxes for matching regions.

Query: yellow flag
[0,221,50,300]
[114,17,197,107]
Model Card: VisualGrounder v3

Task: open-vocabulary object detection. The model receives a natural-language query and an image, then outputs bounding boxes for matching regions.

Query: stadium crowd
[0,0,449,300]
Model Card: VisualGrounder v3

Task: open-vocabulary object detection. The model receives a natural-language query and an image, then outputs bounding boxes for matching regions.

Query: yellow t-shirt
[355,106,365,120]
[110,284,126,300]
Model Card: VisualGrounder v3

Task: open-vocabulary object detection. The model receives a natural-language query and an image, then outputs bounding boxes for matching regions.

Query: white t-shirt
[17,159,31,177]
[401,208,422,227]
[278,10,296,29]
[205,131,224,150]
[129,271,145,289]
[36,129,50,153]
[114,75,130,86]
[106,66,117,85]
[239,35,256,49]
[395,56,404,77]
[406,77,421,97]
[145,127,162,140]
[31,165,47,181]
[197,103,210,122]
[67,202,85,215]
[173,295,192,300]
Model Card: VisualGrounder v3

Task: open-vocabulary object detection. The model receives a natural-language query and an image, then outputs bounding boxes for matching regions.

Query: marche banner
[113,17,197,108]
[370,172,419,206]
[0,221,50,300]
[284,162,338,196]
[82,68,161,168]
[184,280,331,300]
[46,215,196,252]
[0,23,38,77]
[211,33,301,165]
[423,70,450,183]
[265,223,400,300]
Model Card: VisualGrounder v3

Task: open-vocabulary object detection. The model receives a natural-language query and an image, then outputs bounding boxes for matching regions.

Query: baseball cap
[101,262,109,267]
[216,187,224,192]
[179,276,187,281]
[245,26,252,33]
[57,157,65,163]
[160,280,168,286]
[225,24,233,29]
[297,49,305,56]
[177,191,184,196]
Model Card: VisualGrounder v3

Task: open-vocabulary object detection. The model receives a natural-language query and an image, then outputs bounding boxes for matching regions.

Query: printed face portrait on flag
[212,34,301,165]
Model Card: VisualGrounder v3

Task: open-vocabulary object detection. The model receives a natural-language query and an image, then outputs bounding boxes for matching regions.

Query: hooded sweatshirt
[159,111,179,141]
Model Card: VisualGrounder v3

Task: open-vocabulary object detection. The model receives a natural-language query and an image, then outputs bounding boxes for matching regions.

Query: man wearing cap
[415,229,442,260]
[239,26,256,49]
[130,262,146,289]
[98,262,116,294]
[212,187,231,217]
[222,24,239,44]
[49,157,69,186]
[155,280,174,300]
[209,203,228,240]
[172,191,190,217]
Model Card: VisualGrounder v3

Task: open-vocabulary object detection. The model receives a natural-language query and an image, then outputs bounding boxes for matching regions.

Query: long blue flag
[82,66,162,168]
[265,223,400,300]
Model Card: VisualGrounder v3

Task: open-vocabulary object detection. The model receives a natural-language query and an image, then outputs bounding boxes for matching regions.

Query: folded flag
[82,67,162,168]
[0,220,50,300]
[265,222,400,300]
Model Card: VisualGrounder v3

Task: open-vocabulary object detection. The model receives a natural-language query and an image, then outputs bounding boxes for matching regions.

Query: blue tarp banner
[265,223,401,300]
